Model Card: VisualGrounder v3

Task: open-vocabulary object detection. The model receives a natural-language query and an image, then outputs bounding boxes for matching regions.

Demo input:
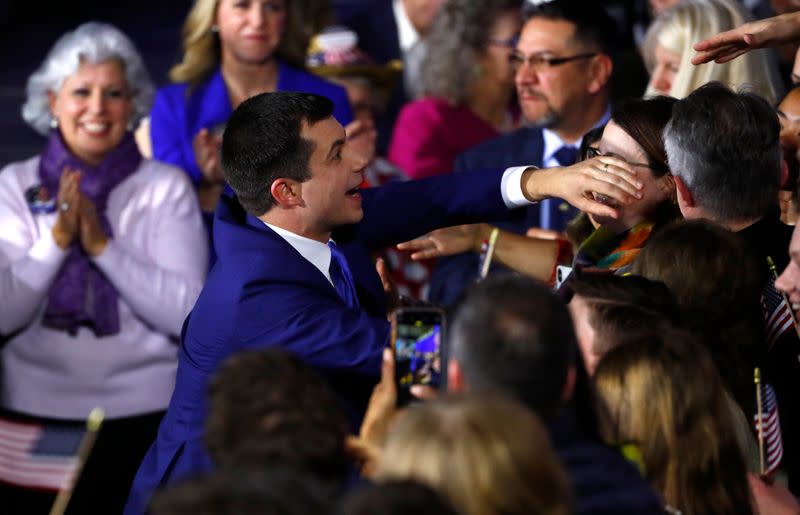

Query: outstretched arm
[398,223,561,283]
[692,11,800,64]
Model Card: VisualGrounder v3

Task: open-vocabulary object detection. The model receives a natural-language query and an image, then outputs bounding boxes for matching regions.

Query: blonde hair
[593,331,753,515]
[377,395,571,515]
[643,0,782,103]
[169,0,307,86]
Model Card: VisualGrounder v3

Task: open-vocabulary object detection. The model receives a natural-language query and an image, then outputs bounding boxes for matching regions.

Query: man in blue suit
[429,1,617,305]
[124,91,642,514]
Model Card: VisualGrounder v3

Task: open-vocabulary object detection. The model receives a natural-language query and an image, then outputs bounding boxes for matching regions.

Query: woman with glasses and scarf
[0,23,207,514]
[398,95,680,284]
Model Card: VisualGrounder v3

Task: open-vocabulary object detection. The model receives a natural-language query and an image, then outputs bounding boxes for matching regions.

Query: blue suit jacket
[150,60,354,185]
[429,128,579,306]
[125,169,513,514]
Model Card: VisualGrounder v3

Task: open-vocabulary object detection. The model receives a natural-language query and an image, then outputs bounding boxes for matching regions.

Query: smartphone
[555,265,574,290]
[392,307,446,407]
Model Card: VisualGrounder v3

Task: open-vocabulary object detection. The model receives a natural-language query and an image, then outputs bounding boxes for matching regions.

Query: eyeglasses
[586,146,669,175]
[508,51,597,72]
[488,37,518,50]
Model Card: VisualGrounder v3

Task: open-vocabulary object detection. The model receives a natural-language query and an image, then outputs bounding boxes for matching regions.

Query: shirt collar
[263,222,333,284]
[393,0,421,52]
[541,106,612,165]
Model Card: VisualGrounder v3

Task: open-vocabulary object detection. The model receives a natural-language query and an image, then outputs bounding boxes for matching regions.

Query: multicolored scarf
[573,221,655,271]
[38,130,142,337]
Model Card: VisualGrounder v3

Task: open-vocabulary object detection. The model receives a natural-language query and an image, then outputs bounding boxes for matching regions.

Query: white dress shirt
[263,166,535,271]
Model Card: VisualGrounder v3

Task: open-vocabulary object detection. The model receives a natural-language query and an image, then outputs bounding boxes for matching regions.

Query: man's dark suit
[428,127,579,306]
[124,168,517,515]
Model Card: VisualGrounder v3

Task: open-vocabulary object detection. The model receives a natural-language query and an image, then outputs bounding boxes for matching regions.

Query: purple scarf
[38,130,142,337]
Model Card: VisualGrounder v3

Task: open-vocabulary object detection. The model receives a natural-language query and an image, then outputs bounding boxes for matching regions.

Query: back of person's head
[565,273,679,374]
[221,91,333,216]
[377,395,572,515]
[22,21,154,135]
[339,480,460,515]
[205,348,349,491]
[450,275,576,420]
[643,0,781,103]
[631,219,765,415]
[612,95,675,179]
[421,0,522,104]
[522,0,618,58]
[593,329,753,515]
[149,469,330,515]
[664,81,781,224]
[170,0,309,85]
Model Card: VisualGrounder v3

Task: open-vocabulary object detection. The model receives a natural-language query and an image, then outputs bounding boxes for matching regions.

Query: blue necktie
[328,241,360,308]
[541,146,579,230]
[554,145,579,167]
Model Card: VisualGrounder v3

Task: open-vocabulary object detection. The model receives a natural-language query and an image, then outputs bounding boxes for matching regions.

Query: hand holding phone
[392,307,446,407]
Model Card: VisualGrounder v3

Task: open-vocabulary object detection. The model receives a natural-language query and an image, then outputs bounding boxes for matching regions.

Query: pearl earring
[210,25,219,33]
[50,116,58,129]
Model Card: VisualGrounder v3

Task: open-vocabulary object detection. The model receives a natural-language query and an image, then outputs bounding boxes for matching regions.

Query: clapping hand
[52,168,81,250]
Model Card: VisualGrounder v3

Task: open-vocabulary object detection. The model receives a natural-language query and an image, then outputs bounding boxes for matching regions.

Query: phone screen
[394,308,445,406]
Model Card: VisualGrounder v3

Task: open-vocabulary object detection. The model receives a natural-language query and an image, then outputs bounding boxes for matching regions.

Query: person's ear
[587,53,613,94]
[660,174,676,198]
[269,178,305,208]
[673,175,695,207]
[47,91,58,119]
[447,359,466,393]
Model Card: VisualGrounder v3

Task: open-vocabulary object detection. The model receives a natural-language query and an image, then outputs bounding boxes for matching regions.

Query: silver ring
[60,202,70,212]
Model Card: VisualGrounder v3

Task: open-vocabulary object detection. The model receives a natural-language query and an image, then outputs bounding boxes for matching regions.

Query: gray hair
[420,0,522,105]
[663,81,780,223]
[22,22,154,135]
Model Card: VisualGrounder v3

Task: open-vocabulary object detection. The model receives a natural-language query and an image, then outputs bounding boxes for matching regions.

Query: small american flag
[762,275,794,349]
[754,382,784,476]
[0,418,83,491]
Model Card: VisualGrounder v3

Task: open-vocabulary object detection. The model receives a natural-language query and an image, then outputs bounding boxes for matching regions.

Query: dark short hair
[450,275,576,421]
[339,480,460,515]
[631,219,766,417]
[205,348,349,491]
[664,81,781,223]
[149,469,330,515]
[221,92,334,215]
[522,0,618,57]
[566,273,679,358]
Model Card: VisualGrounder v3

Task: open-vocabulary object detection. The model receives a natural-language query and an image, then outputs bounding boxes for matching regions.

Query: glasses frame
[508,51,597,72]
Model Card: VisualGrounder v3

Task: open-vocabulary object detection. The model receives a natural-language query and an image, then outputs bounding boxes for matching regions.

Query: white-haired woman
[0,22,207,513]
[643,0,782,102]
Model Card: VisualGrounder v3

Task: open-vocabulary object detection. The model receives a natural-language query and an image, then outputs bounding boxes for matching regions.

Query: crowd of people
[3,0,800,514]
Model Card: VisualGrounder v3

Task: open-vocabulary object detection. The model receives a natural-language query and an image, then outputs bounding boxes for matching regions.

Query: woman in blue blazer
[149,0,353,215]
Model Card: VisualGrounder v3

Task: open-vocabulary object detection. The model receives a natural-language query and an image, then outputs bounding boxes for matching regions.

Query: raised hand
[692,12,800,65]
[376,257,399,315]
[192,128,225,184]
[52,168,82,249]
[522,156,643,219]
[345,118,377,165]
[397,224,483,261]
[77,193,108,257]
